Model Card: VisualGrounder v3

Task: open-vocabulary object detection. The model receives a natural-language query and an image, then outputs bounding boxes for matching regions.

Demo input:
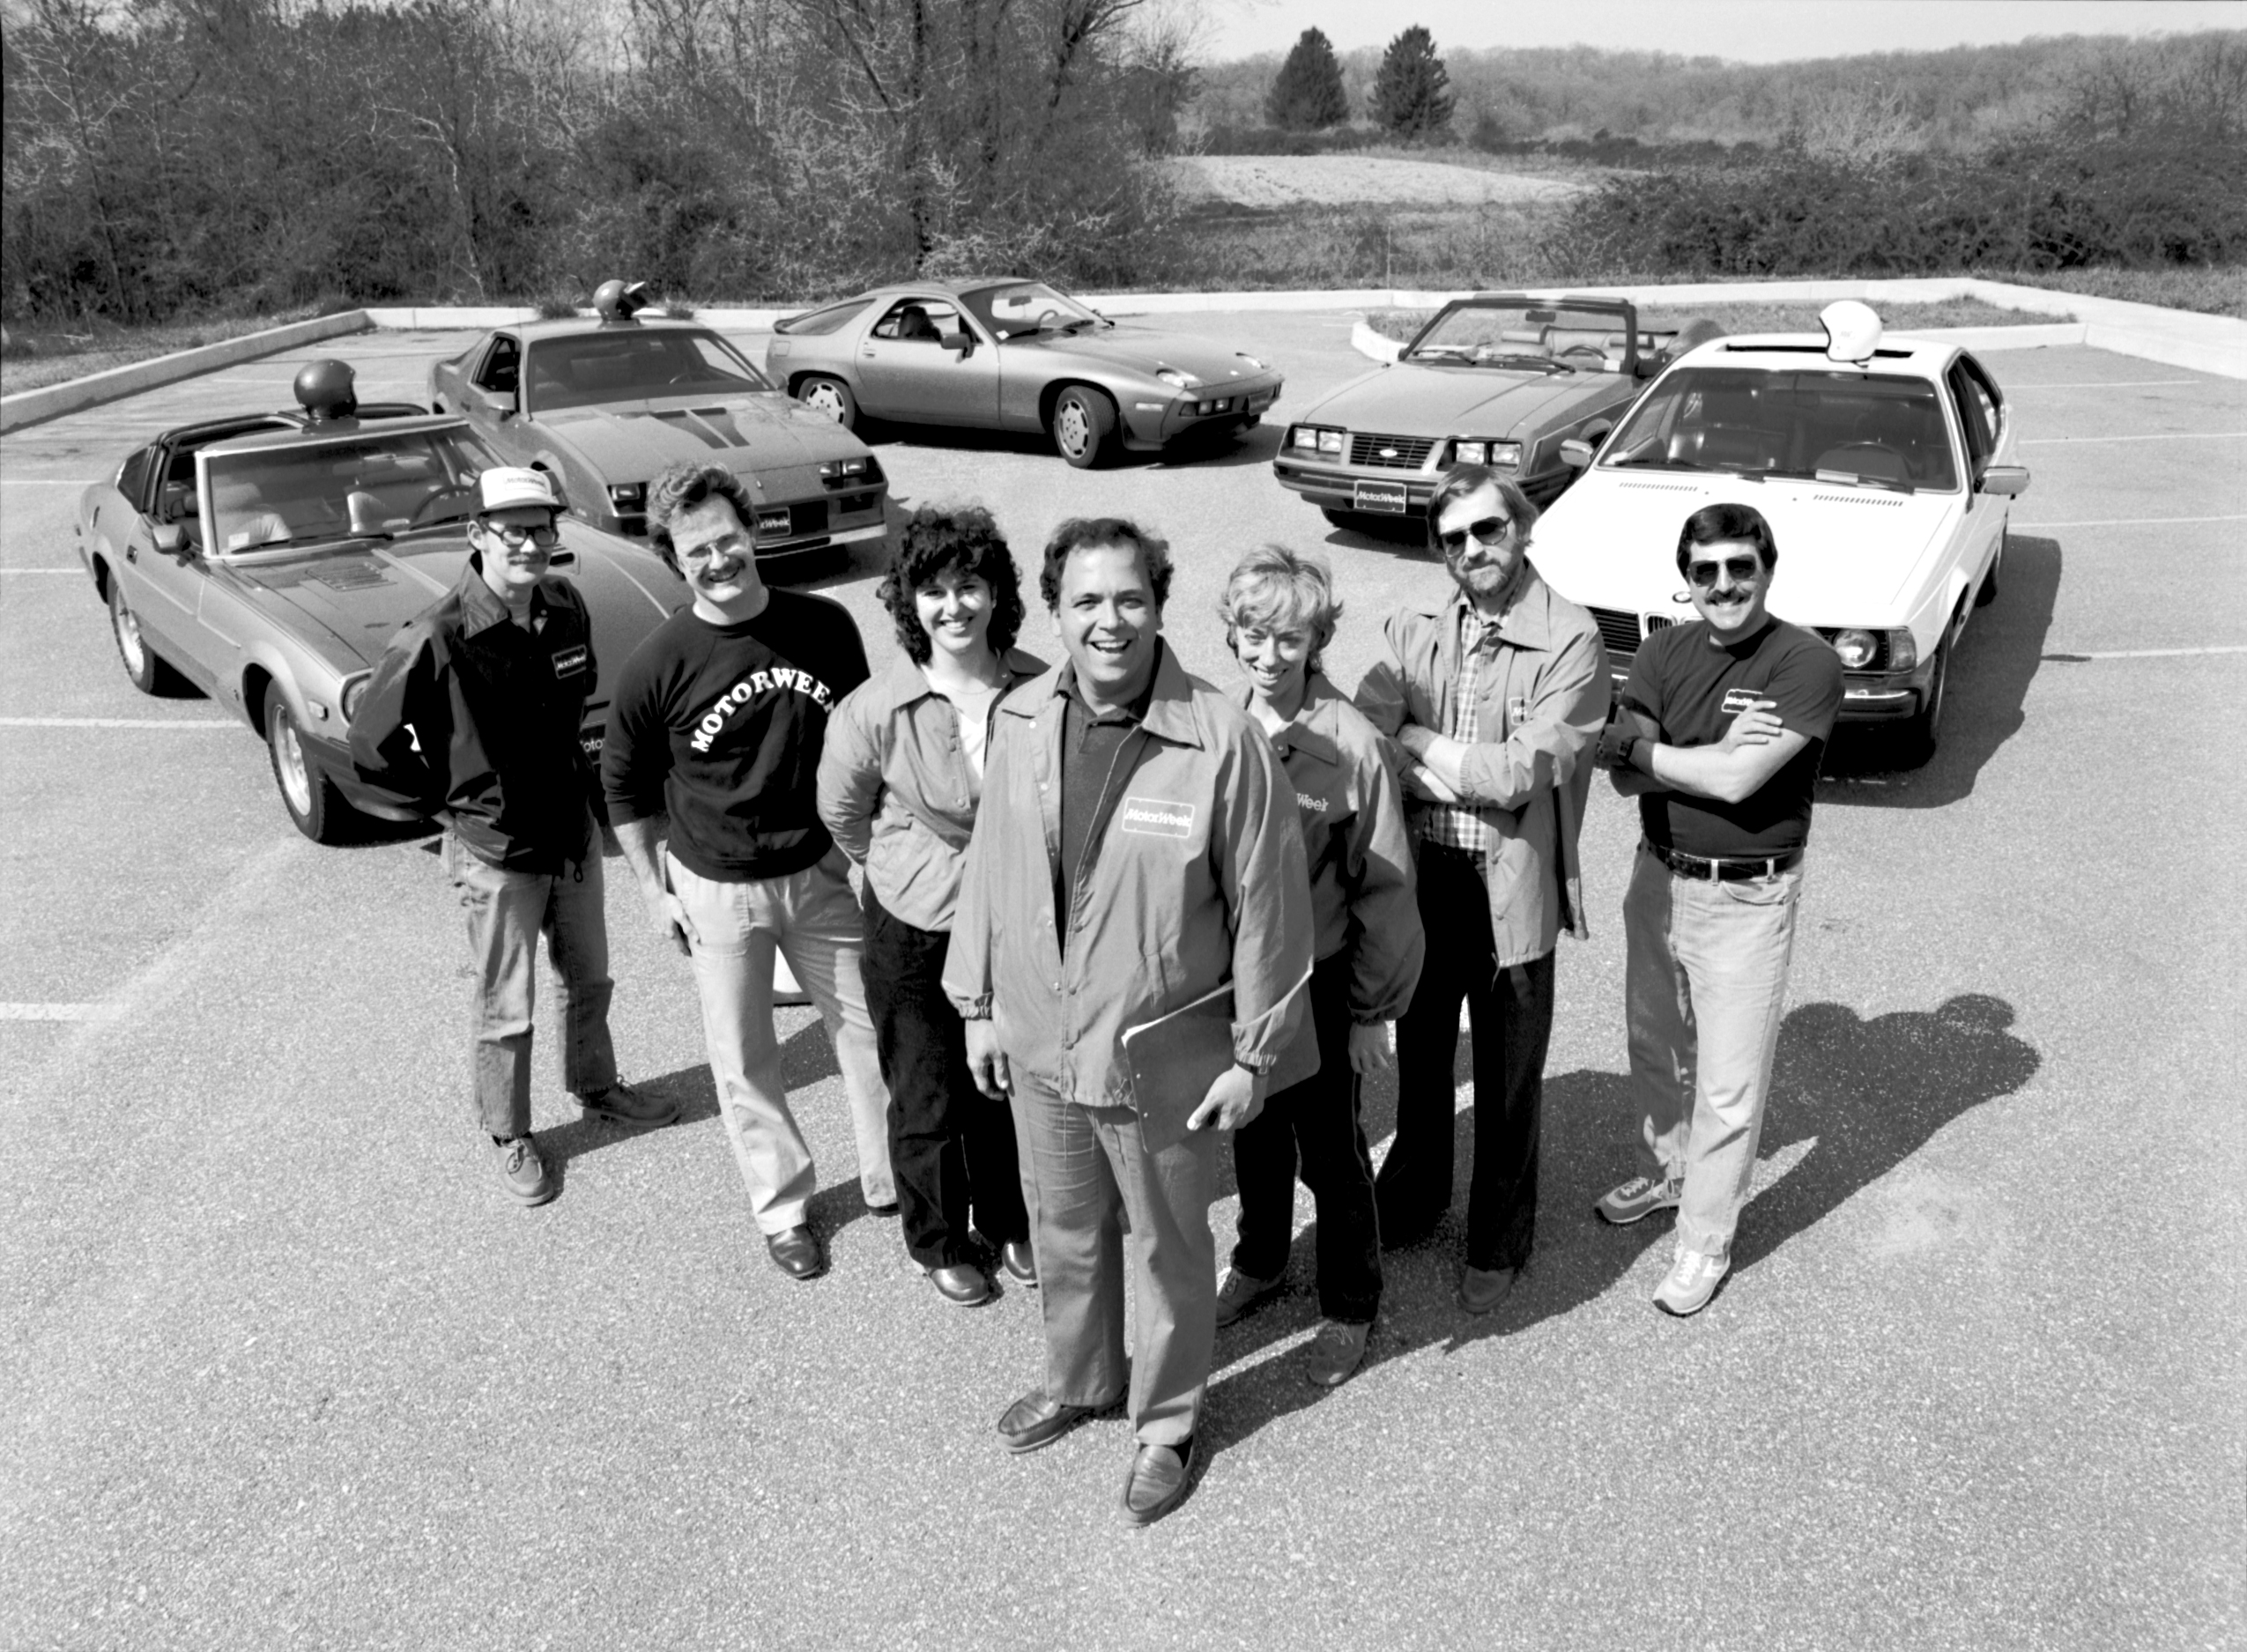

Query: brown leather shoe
[927,1263,992,1307]
[1000,1240,1037,1286]
[1302,1319,1370,1388]
[1118,1438,1196,1526]
[765,1225,826,1281]
[1457,1264,1518,1315]
[997,1389,1106,1455]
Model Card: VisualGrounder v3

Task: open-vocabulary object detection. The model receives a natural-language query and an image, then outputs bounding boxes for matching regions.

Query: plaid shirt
[1421,606,1503,856]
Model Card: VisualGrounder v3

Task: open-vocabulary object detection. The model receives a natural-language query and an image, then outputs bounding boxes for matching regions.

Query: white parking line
[0,478,99,485]
[2043,645,2247,661]
[0,716,234,729]
[2011,380,2199,389]
[0,567,82,574]
[0,1004,119,1021]
[2013,515,2247,529]
[2021,432,2247,444]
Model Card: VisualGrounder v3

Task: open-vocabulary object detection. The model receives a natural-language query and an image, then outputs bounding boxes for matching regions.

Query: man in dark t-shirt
[1591,501,1843,1316]
[603,462,893,1282]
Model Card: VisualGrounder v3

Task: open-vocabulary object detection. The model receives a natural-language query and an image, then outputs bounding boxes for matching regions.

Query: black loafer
[765,1225,826,1281]
[1000,1241,1037,1286]
[928,1263,992,1307]
[1118,1437,1196,1527]
[1457,1264,1518,1315]
[997,1389,1105,1455]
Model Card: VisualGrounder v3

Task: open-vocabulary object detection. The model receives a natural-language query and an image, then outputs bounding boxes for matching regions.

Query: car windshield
[1404,302,1633,372]
[525,329,773,411]
[1603,367,1959,492]
[960,283,1106,341]
[204,426,499,553]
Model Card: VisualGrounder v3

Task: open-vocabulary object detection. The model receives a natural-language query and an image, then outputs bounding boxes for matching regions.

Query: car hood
[533,393,870,484]
[224,527,686,695]
[1531,473,1965,626]
[1301,363,1605,433]
[1006,325,1276,386]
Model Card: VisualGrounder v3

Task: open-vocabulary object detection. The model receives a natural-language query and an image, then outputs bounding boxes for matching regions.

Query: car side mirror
[1560,438,1595,470]
[1979,463,2030,498]
[478,386,518,419]
[152,522,186,554]
[940,330,973,358]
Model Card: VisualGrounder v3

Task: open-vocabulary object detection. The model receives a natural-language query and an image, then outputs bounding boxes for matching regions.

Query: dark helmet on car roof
[594,279,653,325]
[293,359,359,422]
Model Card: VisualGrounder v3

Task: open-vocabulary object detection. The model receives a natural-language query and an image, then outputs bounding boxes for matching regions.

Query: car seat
[896,305,940,342]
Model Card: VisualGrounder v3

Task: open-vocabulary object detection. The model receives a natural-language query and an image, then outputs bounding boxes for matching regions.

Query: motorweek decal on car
[1119,797,1196,840]
[689,669,838,752]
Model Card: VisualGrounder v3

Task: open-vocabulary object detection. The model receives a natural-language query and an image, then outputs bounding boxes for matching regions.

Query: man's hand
[1401,761,1462,804]
[641,883,693,955]
[1187,1063,1264,1132]
[1395,722,1436,759]
[965,1018,1012,1099]
[1717,699,1784,753]
[1348,1021,1394,1077]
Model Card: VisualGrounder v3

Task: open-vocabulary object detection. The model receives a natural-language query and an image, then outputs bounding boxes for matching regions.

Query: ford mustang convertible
[429,282,888,564]
[1530,302,2030,765]
[1272,292,1716,531]
[74,369,686,842]
[766,278,1283,468]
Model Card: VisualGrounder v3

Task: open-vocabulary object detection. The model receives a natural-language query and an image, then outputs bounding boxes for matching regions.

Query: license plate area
[1353,479,1408,514]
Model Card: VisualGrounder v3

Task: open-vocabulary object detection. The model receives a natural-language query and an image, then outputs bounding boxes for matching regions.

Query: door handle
[126,544,137,562]
[860,350,877,359]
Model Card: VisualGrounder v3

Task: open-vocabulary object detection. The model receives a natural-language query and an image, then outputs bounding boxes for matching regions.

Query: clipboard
[1122,980,1321,1153]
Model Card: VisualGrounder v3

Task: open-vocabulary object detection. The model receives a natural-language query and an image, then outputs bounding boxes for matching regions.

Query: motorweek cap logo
[690,667,835,752]
[1118,796,1195,839]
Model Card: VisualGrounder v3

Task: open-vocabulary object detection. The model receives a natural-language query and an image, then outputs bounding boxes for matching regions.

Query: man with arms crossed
[352,467,675,1207]
[603,462,894,1282]
[1355,466,1607,1314]
[945,517,1313,1527]
[1594,501,1843,1315]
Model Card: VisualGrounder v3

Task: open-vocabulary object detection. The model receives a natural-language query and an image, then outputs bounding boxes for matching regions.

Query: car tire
[1050,386,1115,469]
[1976,531,2004,607]
[1898,610,1961,768]
[109,578,187,696]
[797,375,859,432]
[264,682,357,844]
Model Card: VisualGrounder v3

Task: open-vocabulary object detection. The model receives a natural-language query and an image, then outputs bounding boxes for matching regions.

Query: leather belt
[1643,841,1803,882]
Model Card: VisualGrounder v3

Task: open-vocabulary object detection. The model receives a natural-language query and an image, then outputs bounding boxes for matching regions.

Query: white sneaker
[1654,1247,1728,1317]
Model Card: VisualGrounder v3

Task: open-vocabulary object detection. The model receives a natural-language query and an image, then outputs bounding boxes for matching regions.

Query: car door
[1946,356,2007,597]
[115,418,288,684]
[856,298,999,425]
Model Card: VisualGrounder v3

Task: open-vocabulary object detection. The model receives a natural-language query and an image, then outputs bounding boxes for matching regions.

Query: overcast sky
[1202,0,2245,63]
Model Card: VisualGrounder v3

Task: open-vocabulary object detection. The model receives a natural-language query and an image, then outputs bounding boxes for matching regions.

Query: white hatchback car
[1531,303,2029,763]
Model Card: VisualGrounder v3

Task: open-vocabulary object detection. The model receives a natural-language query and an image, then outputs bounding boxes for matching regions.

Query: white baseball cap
[478,467,560,514]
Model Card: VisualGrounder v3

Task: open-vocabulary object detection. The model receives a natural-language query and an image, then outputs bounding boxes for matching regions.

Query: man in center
[946,516,1314,1528]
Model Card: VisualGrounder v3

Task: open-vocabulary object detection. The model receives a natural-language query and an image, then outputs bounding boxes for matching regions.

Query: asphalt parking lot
[3,314,2242,1650]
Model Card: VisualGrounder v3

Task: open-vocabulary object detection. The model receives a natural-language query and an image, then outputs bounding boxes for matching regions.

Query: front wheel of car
[797,375,859,431]
[1976,531,2004,607]
[1898,630,1952,769]
[1050,386,1115,469]
[264,683,357,844]
[109,578,186,696]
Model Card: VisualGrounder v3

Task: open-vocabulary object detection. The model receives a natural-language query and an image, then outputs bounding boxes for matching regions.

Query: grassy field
[0,307,345,397]
[1969,265,2246,319]
[1363,295,2073,344]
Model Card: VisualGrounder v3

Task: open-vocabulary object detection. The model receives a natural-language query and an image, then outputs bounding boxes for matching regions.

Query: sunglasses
[479,522,560,549]
[1437,515,1515,552]
[1686,554,1763,587]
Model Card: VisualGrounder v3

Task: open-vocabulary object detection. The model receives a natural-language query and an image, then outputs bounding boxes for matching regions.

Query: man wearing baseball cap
[353,467,678,1206]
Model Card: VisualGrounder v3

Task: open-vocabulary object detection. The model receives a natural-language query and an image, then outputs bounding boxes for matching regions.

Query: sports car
[1530,301,2030,764]
[1272,293,1717,530]
[766,278,1284,468]
[428,282,888,563]
[74,369,687,843]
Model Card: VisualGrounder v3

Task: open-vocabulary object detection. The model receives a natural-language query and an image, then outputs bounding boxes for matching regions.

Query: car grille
[1589,606,1648,658]
[1348,433,1438,470]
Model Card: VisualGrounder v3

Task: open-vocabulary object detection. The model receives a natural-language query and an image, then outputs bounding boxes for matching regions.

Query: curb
[1347,316,2093,367]
[0,311,374,433]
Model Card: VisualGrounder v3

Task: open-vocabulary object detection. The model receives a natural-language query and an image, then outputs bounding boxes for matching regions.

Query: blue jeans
[447,824,616,1141]
[1623,843,1805,1260]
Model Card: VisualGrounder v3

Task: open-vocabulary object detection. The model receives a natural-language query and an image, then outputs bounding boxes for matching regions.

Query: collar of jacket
[877,644,1045,710]
[1012,641,1205,750]
[1441,567,1560,653]
[1229,669,1342,768]
[454,552,555,640]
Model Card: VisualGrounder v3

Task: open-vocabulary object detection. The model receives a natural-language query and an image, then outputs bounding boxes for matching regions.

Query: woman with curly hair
[818,506,1046,1306]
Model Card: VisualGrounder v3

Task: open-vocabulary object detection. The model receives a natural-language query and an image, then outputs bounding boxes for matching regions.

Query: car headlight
[817,457,871,478]
[1487,441,1523,467]
[1317,429,1344,455]
[1454,441,1487,465]
[1156,368,1201,390]
[341,672,370,722]
[1832,628,1880,669]
[1291,425,1320,450]
[607,483,645,508]
[1887,628,1918,671]
[1236,353,1266,370]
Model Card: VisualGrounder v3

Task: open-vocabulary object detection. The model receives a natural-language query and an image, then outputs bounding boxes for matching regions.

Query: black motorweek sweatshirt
[601,590,870,882]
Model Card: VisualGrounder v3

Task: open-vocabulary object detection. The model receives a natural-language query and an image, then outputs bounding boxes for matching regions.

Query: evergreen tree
[1265,28,1351,131]
[1371,26,1456,140]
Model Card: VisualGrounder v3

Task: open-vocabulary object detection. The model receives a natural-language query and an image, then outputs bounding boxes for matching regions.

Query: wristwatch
[1613,731,1642,770]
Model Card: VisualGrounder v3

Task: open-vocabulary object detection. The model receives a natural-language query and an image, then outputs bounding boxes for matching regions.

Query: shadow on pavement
[540,1016,841,1170]
[1818,532,2060,808]
[1201,993,2039,1451]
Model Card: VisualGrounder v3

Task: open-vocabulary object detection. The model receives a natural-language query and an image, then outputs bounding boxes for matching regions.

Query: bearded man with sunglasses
[1593,501,1843,1316]
[352,467,677,1208]
[1353,467,1608,1314]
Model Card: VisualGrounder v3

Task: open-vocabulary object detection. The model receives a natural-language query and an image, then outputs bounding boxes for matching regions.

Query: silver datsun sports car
[428,281,888,562]
[766,278,1285,468]
[74,367,686,843]
[1272,293,1717,530]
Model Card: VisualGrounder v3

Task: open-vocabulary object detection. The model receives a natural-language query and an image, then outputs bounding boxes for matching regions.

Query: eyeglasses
[1686,554,1763,587]
[678,538,747,565]
[478,522,560,549]
[1437,515,1514,552]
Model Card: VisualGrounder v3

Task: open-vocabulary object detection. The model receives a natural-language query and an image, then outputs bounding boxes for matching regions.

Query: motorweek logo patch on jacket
[1118,796,1196,840]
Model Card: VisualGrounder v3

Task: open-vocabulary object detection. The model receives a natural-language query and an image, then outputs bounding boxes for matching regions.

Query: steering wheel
[407,483,478,526]
[1559,343,1606,364]
[1035,308,1061,328]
